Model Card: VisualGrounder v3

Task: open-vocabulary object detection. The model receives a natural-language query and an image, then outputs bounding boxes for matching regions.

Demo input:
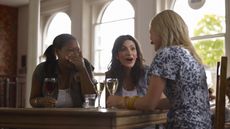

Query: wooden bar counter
[0,108,167,129]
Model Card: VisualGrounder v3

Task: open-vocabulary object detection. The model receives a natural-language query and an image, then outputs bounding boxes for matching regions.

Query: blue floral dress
[148,46,211,129]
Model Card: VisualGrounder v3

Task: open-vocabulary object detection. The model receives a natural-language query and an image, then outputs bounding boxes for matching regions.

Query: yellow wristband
[124,96,129,108]
[127,96,139,110]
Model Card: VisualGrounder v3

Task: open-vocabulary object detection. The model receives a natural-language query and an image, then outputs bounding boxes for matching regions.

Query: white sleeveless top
[122,87,138,96]
[56,88,73,108]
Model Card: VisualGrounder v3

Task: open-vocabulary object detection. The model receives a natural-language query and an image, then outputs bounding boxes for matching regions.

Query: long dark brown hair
[107,35,145,86]
[43,34,76,77]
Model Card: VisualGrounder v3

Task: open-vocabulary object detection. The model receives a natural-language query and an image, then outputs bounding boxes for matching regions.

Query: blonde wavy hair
[150,10,202,64]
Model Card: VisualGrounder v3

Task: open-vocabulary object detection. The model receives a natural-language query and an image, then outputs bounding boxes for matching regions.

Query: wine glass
[43,77,57,98]
[105,78,118,109]
[105,78,118,96]
[94,82,105,109]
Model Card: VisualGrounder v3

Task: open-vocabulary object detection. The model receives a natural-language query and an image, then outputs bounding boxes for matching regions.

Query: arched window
[94,0,135,73]
[173,0,225,88]
[41,12,71,61]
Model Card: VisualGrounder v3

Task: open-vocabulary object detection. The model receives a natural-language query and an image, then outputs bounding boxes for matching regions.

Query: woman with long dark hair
[106,35,148,97]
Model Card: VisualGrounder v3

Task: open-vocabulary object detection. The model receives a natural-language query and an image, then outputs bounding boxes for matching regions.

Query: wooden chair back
[215,56,228,129]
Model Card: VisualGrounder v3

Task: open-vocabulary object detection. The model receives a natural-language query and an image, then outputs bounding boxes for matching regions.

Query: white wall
[17,5,28,75]
[70,0,92,60]
[132,0,156,65]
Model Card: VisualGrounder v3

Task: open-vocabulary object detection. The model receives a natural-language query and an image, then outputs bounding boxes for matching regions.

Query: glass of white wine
[105,78,119,109]
[94,82,105,109]
[105,78,118,96]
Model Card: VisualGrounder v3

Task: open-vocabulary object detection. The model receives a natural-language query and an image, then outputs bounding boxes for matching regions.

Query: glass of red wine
[43,78,57,97]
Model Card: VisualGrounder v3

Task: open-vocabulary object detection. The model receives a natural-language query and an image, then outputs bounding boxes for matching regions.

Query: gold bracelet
[127,97,133,109]
[124,96,129,108]
[127,96,139,110]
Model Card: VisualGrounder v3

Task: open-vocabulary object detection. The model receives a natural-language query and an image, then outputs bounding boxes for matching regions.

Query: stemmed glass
[105,78,118,96]
[44,78,57,97]
[94,82,105,109]
[105,78,118,109]
[43,77,57,107]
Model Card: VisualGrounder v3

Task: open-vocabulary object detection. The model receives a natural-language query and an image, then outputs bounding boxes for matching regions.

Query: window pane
[94,19,134,72]
[44,12,71,54]
[174,0,225,37]
[193,37,224,67]
[193,37,224,88]
[102,0,134,23]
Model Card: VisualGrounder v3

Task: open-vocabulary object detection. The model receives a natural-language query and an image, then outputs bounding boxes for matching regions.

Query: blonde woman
[107,10,211,129]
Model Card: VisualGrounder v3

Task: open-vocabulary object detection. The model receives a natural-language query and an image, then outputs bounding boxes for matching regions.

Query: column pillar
[26,0,40,107]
